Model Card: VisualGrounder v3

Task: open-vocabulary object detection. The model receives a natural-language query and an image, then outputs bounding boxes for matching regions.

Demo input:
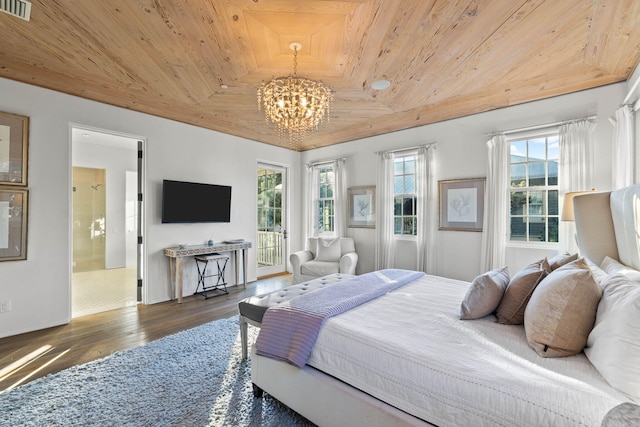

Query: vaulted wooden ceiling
[1,1,639,151]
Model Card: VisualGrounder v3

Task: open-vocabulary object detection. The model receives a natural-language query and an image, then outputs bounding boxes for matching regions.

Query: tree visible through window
[317,167,335,234]
[509,133,559,243]
[257,168,282,233]
[394,155,417,235]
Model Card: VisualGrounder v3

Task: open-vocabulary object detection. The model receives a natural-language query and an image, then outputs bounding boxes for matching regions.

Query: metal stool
[194,253,230,299]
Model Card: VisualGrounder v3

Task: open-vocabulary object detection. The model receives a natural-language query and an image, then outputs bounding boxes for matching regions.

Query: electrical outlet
[0,300,11,313]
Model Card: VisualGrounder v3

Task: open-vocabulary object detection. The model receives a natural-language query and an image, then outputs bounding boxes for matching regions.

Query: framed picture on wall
[348,186,375,228]
[439,178,485,231]
[0,188,28,261]
[0,111,29,187]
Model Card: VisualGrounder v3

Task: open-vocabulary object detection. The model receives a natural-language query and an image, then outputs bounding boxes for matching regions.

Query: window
[509,133,559,243]
[317,167,335,234]
[394,155,417,235]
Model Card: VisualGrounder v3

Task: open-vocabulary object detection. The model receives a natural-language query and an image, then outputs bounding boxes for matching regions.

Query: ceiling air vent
[0,0,31,21]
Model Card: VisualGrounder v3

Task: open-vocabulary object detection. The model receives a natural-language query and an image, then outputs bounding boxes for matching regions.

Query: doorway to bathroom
[71,126,143,318]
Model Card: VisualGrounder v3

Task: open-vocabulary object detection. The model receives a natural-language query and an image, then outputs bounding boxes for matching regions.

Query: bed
[250,184,640,426]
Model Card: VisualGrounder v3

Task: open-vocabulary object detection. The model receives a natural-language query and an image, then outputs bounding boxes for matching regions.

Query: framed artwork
[348,186,375,228]
[0,188,28,261]
[0,111,29,186]
[439,178,485,231]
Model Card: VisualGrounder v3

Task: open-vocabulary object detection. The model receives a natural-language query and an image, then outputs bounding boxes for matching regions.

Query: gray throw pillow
[460,267,510,320]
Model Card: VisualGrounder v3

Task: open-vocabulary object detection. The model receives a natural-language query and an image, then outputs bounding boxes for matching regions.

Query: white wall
[0,77,300,338]
[300,82,628,281]
[125,171,138,267]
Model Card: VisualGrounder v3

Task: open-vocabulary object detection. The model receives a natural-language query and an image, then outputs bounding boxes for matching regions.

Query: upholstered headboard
[574,184,640,269]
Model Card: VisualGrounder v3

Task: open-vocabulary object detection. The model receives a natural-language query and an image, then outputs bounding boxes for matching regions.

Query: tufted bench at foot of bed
[238,273,355,360]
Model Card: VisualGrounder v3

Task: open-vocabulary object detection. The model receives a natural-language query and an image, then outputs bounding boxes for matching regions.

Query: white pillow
[584,272,640,402]
[601,256,640,279]
[610,184,640,270]
[315,238,342,262]
[586,258,608,284]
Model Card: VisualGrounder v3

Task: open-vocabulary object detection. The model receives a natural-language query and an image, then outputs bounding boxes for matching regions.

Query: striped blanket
[255,269,425,367]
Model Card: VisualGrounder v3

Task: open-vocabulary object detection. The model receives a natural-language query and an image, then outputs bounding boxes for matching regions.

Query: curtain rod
[376,142,437,155]
[306,157,346,168]
[484,115,597,137]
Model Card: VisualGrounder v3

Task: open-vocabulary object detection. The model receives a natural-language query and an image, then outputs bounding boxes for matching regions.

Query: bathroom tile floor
[72,266,138,318]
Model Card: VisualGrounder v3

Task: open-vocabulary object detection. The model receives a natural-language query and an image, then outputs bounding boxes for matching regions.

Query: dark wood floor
[0,273,292,393]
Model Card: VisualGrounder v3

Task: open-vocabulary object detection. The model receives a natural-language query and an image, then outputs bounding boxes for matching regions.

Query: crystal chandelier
[258,42,334,146]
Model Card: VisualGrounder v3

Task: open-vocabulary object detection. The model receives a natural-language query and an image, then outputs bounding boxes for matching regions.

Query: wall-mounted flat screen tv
[162,179,232,223]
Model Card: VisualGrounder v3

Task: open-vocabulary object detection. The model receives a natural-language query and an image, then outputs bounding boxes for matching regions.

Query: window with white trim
[509,132,559,243]
[317,166,335,234]
[394,155,417,235]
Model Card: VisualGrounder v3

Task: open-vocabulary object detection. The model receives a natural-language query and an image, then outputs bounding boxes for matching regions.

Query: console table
[164,241,252,303]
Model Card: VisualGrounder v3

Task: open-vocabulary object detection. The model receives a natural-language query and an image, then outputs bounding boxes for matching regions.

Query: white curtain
[306,164,319,240]
[637,103,640,181]
[480,133,509,271]
[416,145,437,273]
[610,104,635,189]
[375,152,395,269]
[559,119,595,254]
[333,159,347,237]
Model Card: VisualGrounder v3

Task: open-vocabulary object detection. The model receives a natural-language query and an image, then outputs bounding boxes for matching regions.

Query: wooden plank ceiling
[1,0,639,151]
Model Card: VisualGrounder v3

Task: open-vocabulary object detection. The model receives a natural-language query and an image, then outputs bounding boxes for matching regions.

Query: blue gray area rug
[0,317,314,426]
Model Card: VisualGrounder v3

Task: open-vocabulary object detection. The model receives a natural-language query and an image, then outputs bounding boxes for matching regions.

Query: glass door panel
[257,165,287,277]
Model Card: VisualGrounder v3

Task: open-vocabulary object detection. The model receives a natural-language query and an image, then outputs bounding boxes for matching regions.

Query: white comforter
[307,274,630,427]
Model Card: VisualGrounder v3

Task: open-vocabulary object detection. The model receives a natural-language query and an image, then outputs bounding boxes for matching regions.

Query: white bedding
[306,274,631,427]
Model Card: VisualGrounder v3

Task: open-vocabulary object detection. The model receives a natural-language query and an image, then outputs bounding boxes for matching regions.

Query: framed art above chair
[348,186,375,228]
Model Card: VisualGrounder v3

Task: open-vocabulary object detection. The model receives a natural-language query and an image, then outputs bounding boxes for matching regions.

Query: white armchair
[290,237,358,284]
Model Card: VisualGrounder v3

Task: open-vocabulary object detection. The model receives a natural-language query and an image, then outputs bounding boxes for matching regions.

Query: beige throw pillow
[524,258,602,357]
[548,252,578,270]
[496,258,549,325]
[460,267,510,320]
[315,238,342,262]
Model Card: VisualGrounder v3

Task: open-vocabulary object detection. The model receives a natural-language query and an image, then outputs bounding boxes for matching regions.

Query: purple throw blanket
[255,269,425,367]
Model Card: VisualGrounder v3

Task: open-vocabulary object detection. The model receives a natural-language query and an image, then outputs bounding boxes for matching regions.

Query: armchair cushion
[315,238,342,262]
[301,261,340,277]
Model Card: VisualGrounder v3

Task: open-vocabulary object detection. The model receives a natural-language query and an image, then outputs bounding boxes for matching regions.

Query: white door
[257,164,287,277]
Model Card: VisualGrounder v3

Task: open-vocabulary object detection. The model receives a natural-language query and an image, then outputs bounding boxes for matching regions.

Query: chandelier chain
[293,46,297,76]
